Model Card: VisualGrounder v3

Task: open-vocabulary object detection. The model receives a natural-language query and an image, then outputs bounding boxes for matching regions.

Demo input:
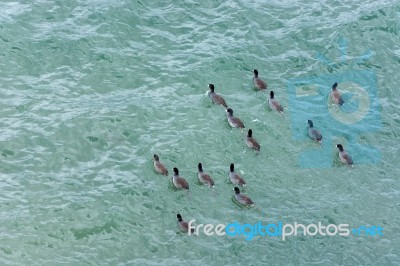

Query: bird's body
[177,214,194,234]
[226,108,245,128]
[208,84,227,108]
[336,144,353,166]
[233,187,254,206]
[307,120,322,143]
[253,69,267,90]
[245,129,260,151]
[331,82,344,105]
[153,154,168,176]
[197,163,214,187]
[228,164,246,186]
[268,91,283,113]
[172,167,189,189]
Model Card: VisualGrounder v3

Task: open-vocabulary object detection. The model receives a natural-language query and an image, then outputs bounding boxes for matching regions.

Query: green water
[0,0,399,265]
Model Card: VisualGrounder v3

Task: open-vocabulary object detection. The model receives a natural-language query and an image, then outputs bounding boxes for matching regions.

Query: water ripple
[0,0,399,265]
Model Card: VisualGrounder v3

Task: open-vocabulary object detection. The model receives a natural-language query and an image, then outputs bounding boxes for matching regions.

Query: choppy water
[1,0,400,265]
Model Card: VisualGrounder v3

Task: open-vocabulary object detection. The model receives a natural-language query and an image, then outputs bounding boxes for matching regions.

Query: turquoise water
[1,0,400,265]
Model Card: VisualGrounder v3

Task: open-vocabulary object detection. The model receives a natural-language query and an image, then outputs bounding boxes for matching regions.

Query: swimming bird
[253,69,267,90]
[245,129,260,151]
[177,214,194,234]
[307,120,322,143]
[153,154,168,176]
[336,144,353,166]
[208,84,227,108]
[226,108,245,128]
[233,187,254,206]
[331,82,344,105]
[268,91,284,113]
[197,163,214,187]
[228,163,246,186]
[172,167,189,189]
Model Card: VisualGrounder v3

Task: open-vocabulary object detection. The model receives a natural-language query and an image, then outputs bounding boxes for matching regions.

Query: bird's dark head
[173,167,179,175]
[208,84,215,92]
